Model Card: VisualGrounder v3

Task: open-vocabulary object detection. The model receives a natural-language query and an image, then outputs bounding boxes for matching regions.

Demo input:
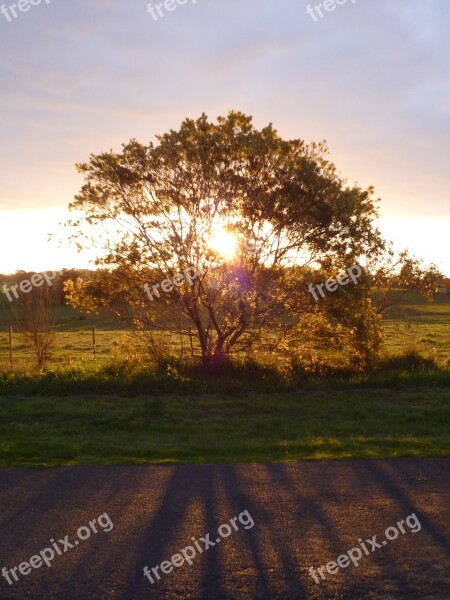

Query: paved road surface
[0,458,449,599]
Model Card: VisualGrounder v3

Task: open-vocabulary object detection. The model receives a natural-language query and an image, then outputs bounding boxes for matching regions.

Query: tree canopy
[65,111,441,371]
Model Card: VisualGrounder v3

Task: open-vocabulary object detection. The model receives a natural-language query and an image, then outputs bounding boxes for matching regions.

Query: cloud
[0,0,448,265]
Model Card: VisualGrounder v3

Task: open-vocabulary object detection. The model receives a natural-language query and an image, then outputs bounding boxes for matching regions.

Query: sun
[208,224,237,260]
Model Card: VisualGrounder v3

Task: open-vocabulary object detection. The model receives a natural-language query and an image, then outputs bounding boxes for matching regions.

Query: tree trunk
[201,348,230,373]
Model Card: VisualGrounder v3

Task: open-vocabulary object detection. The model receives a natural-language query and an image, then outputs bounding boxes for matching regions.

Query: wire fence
[0,326,101,370]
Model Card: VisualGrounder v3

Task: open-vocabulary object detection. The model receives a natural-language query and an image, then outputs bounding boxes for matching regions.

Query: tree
[10,285,56,370]
[366,247,445,316]
[66,111,386,370]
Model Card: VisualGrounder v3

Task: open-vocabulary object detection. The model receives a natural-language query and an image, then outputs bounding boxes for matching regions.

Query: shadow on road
[0,458,448,599]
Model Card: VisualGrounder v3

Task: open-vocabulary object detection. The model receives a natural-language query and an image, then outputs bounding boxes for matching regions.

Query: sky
[0,0,449,274]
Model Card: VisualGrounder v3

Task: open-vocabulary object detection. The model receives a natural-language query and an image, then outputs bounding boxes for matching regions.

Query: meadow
[0,291,449,467]
[1,291,449,371]
[1,389,449,467]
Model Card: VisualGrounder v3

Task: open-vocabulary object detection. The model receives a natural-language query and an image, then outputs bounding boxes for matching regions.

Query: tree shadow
[0,459,448,599]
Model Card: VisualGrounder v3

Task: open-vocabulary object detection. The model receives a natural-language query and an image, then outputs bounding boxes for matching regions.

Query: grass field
[0,291,449,371]
[382,291,450,363]
[0,292,449,467]
[0,389,449,467]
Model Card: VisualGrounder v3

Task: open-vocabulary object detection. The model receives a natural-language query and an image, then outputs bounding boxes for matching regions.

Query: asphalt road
[0,458,449,599]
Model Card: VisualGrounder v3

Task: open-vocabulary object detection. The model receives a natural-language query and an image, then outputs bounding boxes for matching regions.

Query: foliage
[367,247,445,315]
[9,286,56,369]
[66,111,387,369]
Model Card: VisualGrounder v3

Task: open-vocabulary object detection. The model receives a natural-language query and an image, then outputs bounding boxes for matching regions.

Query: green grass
[0,292,449,467]
[1,291,449,371]
[0,389,449,467]
[383,292,450,363]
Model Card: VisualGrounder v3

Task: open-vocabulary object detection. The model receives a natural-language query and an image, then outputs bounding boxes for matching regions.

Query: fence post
[92,326,96,363]
[179,330,183,361]
[188,325,194,356]
[9,325,12,369]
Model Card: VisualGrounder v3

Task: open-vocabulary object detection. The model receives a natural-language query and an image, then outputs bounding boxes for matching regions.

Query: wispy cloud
[0,0,449,270]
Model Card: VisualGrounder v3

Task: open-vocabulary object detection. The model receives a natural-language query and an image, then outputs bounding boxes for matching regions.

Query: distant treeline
[1,267,449,311]
[0,269,93,307]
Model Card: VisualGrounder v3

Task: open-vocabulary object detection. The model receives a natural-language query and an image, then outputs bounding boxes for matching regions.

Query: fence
[0,326,99,370]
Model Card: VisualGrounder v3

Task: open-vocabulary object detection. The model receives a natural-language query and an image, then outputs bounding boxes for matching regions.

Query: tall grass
[0,349,448,397]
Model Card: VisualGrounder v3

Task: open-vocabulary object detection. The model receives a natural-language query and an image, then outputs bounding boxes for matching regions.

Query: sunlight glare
[208,224,237,260]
